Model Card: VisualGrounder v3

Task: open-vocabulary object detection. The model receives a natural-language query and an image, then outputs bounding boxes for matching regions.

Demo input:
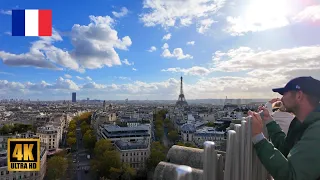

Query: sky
[0,0,320,101]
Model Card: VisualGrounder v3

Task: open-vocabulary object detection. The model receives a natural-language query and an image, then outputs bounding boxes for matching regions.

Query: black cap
[272,76,320,97]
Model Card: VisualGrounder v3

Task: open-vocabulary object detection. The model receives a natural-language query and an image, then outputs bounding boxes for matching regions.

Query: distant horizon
[0,98,269,102]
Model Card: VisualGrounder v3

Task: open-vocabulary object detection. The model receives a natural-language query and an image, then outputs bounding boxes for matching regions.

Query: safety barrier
[154,116,269,180]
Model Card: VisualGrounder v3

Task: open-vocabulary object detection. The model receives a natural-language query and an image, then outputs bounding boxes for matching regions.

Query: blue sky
[0,0,320,100]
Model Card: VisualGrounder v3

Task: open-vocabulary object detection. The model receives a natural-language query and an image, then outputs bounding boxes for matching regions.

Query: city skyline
[0,0,320,100]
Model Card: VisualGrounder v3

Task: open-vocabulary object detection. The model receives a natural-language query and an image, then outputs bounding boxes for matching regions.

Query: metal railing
[173,116,268,180]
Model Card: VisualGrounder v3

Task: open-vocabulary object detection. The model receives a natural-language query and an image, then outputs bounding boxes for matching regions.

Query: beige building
[36,125,59,151]
[115,140,150,170]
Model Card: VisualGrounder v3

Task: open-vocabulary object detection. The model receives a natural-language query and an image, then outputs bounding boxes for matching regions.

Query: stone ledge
[153,161,203,180]
[166,145,204,169]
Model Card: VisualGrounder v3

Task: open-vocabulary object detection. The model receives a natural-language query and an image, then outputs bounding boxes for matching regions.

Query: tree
[91,139,122,178]
[67,137,76,148]
[0,124,11,134]
[121,163,136,180]
[176,142,197,148]
[46,156,68,180]
[68,123,76,132]
[67,131,75,138]
[168,130,179,143]
[164,118,170,127]
[155,128,163,141]
[94,139,114,155]
[146,142,166,170]
[83,130,96,150]
[109,164,136,180]
[206,122,215,127]
[81,122,90,134]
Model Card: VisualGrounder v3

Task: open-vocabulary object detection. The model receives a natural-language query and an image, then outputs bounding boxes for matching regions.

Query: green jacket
[254,106,320,180]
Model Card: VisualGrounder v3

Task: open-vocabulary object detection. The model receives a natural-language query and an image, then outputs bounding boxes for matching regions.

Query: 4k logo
[8,139,40,171]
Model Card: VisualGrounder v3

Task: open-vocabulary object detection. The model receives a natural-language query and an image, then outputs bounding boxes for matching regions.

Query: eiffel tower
[176,76,188,107]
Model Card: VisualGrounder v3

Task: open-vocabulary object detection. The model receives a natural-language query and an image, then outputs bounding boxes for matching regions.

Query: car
[73,160,76,163]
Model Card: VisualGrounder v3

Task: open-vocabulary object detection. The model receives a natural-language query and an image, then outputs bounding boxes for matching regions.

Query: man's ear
[296,90,304,102]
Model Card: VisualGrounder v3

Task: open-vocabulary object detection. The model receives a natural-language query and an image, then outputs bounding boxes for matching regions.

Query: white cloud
[161,66,212,76]
[0,10,12,15]
[140,0,226,29]
[0,15,132,71]
[197,19,215,34]
[132,68,137,71]
[122,59,134,66]
[211,46,320,73]
[148,46,157,52]
[186,41,195,46]
[163,33,171,41]
[76,76,84,80]
[82,82,107,89]
[162,43,169,50]
[224,0,290,36]
[118,76,131,80]
[112,7,129,18]
[293,5,320,22]
[86,76,92,81]
[64,74,72,79]
[162,48,193,60]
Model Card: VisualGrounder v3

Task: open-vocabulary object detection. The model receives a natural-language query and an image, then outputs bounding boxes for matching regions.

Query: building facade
[115,140,150,170]
[36,125,59,151]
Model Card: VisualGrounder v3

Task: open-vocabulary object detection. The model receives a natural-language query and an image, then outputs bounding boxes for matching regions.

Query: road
[72,122,91,180]
[163,127,169,148]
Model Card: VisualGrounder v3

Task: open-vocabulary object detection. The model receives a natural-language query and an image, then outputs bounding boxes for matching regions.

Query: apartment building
[99,124,151,144]
[115,140,150,170]
[36,125,59,151]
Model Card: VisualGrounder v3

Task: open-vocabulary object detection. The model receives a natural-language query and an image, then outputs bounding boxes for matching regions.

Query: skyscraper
[72,92,76,102]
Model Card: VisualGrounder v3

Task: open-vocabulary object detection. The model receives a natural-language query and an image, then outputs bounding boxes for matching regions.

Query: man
[249,76,320,180]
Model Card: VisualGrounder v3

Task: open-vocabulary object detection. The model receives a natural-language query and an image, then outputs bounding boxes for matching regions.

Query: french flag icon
[12,9,52,36]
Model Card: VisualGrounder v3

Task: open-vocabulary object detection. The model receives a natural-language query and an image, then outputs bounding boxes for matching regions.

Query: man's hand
[248,110,263,137]
[269,98,281,104]
[257,106,272,121]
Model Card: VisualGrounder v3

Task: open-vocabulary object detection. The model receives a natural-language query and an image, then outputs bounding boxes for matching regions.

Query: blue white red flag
[12,9,52,36]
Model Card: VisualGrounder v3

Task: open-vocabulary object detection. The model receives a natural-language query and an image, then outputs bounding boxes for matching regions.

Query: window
[0,171,3,175]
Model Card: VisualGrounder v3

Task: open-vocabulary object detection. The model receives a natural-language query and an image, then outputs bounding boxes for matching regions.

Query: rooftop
[103,124,149,132]
[114,140,149,150]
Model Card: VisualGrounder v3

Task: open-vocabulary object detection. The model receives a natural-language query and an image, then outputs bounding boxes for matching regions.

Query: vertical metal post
[175,165,193,180]
[203,141,217,180]
[234,124,242,180]
[224,130,236,180]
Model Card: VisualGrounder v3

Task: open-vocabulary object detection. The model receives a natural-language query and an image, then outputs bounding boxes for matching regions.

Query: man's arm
[253,125,320,180]
[265,120,290,156]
